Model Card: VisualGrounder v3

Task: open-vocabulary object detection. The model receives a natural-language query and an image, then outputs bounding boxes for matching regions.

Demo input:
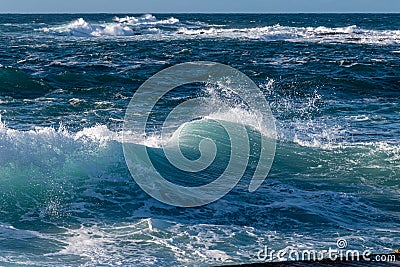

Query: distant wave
[176,24,400,45]
[41,14,180,37]
[113,14,180,25]
[39,15,400,45]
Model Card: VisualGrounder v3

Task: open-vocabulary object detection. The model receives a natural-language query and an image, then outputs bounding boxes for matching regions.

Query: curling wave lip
[122,61,277,207]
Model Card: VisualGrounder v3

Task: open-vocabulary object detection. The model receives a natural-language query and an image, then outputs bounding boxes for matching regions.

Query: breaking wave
[40,15,400,45]
[41,14,180,37]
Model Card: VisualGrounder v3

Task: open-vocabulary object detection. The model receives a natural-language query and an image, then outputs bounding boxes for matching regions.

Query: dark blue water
[0,14,399,266]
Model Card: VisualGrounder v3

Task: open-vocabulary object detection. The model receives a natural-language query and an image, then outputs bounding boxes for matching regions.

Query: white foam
[43,14,179,37]
[201,81,276,137]
[176,24,400,45]
[41,16,400,45]
[42,18,130,37]
[113,14,179,25]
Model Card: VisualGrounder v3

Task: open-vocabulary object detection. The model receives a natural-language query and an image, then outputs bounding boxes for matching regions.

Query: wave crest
[42,14,180,37]
[40,17,400,45]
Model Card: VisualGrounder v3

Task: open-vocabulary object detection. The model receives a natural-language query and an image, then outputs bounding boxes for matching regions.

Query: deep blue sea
[0,14,399,266]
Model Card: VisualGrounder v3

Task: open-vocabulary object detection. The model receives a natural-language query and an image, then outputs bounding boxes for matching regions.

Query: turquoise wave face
[150,119,265,186]
[147,119,235,188]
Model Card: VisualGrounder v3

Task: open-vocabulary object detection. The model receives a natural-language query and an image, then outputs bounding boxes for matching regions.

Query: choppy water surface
[0,14,399,266]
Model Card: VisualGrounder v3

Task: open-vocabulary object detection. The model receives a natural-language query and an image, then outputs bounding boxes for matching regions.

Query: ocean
[0,13,399,266]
